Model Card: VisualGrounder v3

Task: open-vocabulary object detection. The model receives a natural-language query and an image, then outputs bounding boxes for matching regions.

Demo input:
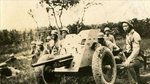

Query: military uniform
[123,29,144,84]
[98,32,120,52]
[34,30,60,84]
[105,40,119,52]
[104,27,116,44]
[104,34,116,44]
[125,29,143,67]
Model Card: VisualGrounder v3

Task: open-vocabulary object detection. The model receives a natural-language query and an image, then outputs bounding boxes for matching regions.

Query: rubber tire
[92,46,117,84]
[42,65,61,84]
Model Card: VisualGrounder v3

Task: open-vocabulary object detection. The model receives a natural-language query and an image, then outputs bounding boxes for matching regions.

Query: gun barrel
[0,62,7,67]
[32,55,73,67]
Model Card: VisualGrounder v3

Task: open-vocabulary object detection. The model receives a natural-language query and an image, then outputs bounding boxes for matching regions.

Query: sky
[0,0,150,31]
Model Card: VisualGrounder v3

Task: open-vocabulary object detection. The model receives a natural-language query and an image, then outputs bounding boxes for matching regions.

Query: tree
[37,0,79,38]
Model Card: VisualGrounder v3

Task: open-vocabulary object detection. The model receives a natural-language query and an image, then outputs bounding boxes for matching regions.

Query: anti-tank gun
[32,29,148,84]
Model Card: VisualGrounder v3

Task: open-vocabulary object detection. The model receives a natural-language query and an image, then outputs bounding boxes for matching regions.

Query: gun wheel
[92,46,117,84]
[42,65,61,84]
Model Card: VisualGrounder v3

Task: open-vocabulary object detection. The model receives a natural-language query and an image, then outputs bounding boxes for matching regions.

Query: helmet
[122,21,133,28]
[104,27,110,32]
[46,36,51,40]
[61,27,69,34]
[51,30,58,35]
[97,32,104,38]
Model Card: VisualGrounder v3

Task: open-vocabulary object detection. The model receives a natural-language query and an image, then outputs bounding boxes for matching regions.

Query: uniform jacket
[104,34,116,44]
[125,29,143,61]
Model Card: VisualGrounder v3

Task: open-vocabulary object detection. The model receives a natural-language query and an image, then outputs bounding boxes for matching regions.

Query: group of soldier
[97,22,143,84]
[30,21,143,84]
[30,27,69,84]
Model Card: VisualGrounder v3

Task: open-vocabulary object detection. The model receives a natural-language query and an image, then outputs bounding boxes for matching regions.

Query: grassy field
[0,38,150,84]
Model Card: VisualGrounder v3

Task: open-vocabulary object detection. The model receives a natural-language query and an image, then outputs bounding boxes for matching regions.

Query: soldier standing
[104,27,116,44]
[60,28,69,45]
[30,41,36,54]
[121,22,144,83]
[49,30,59,55]
[43,36,51,54]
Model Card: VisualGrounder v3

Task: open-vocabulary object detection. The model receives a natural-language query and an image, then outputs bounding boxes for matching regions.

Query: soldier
[59,27,69,46]
[49,30,59,55]
[31,41,44,64]
[97,32,120,52]
[30,41,36,54]
[121,21,143,83]
[104,27,116,44]
[61,27,69,39]
[46,36,51,42]
[43,36,51,54]
[34,30,59,84]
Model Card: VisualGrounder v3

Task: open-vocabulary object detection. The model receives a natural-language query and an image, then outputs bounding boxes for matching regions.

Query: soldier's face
[62,31,67,38]
[122,23,129,32]
[46,39,51,42]
[105,31,109,35]
[97,38,104,44]
[51,34,55,40]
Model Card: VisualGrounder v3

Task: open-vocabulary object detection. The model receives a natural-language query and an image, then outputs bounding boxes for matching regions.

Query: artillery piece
[32,29,149,84]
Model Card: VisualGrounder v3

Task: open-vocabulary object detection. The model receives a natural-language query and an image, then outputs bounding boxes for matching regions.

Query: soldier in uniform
[61,27,69,39]
[104,27,116,44]
[49,30,59,55]
[31,41,44,64]
[43,36,51,54]
[121,21,144,83]
[34,30,59,84]
[59,28,69,46]
[97,32,120,52]
[30,41,36,54]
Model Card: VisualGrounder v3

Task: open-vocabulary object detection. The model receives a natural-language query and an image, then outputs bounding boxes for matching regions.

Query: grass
[0,38,150,84]
[0,51,36,84]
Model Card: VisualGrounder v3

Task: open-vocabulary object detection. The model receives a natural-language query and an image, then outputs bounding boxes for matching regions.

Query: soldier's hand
[122,61,130,68]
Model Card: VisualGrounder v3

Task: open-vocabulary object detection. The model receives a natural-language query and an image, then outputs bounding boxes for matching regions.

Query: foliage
[38,0,79,29]
[67,18,150,38]
[0,29,36,55]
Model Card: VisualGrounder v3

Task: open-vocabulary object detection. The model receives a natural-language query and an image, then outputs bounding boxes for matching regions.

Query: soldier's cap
[121,21,133,28]
[46,36,51,40]
[104,27,111,32]
[36,41,43,46]
[61,27,69,34]
[51,30,58,35]
[31,41,36,45]
[97,32,104,38]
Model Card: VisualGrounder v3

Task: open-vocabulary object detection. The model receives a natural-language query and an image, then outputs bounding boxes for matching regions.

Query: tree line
[68,18,150,38]
[0,18,150,54]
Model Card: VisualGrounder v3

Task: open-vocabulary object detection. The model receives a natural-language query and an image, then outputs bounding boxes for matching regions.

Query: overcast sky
[0,0,150,31]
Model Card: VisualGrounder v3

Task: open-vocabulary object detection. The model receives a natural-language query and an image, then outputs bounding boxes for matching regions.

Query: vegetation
[0,18,150,54]
[0,38,150,84]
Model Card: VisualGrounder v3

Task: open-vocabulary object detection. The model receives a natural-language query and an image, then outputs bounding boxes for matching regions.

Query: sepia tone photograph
[0,0,150,84]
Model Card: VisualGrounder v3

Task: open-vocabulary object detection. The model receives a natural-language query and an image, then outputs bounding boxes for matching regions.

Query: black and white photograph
[0,0,150,84]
